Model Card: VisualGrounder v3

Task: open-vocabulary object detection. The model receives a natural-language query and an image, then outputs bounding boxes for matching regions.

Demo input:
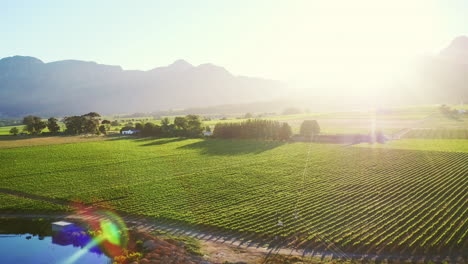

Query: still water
[0,218,111,264]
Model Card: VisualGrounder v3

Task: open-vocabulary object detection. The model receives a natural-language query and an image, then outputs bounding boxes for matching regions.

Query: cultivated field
[0,137,467,258]
[403,128,468,139]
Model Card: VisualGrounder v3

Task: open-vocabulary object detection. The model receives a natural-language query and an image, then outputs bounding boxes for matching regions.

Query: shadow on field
[140,137,187,146]
[178,139,285,155]
[105,134,136,141]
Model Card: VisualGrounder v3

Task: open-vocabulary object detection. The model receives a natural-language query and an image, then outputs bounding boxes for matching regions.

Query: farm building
[203,131,213,136]
[121,130,140,135]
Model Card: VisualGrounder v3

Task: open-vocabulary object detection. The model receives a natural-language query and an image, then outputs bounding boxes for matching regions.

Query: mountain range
[0,57,284,117]
[418,36,468,104]
[0,36,467,118]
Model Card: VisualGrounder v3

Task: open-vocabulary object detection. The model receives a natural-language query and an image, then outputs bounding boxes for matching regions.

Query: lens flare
[62,207,128,264]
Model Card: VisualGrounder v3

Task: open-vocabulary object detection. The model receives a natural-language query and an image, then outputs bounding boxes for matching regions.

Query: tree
[110,120,120,126]
[63,116,85,134]
[135,123,144,131]
[299,120,320,140]
[101,120,111,125]
[279,123,292,141]
[160,117,172,136]
[152,124,162,136]
[205,126,211,132]
[47,117,61,134]
[174,117,188,131]
[9,127,19,136]
[63,112,102,135]
[82,112,101,118]
[185,115,203,137]
[82,112,101,134]
[244,113,253,119]
[142,122,155,136]
[22,115,46,135]
[83,119,99,134]
[161,117,170,127]
[98,125,107,135]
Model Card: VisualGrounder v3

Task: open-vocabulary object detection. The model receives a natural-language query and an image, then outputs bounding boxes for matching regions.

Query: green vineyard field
[0,137,467,257]
[403,128,468,139]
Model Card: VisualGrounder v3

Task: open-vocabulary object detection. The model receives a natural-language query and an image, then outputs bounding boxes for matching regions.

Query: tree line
[121,115,205,138]
[10,115,62,135]
[10,112,109,136]
[439,104,466,120]
[213,119,292,140]
[9,112,322,143]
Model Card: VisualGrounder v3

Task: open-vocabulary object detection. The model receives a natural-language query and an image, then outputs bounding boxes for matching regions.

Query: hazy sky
[2,0,467,95]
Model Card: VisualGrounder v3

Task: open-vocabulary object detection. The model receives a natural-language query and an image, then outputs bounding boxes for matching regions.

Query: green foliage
[213,119,292,140]
[185,115,203,138]
[63,112,101,135]
[174,116,188,131]
[9,127,19,135]
[142,122,155,136]
[63,116,85,134]
[135,123,144,131]
[98,125,107,135]
[22,115,46,135]
[136,115,203,138]
[47,117,61,134]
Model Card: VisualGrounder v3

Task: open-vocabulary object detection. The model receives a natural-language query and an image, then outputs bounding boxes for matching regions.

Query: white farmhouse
[121,130,140,135]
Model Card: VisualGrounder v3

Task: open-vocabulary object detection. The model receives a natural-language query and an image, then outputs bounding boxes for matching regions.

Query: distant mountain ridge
[440,36,468,63]
[417,36,468,104]
[0,56,284,117]
[1,36,468,118]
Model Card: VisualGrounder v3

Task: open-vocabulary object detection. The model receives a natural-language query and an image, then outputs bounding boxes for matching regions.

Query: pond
[0,218,112,264]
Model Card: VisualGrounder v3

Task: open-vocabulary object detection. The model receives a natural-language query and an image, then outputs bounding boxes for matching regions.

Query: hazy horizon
[3,1,468,87]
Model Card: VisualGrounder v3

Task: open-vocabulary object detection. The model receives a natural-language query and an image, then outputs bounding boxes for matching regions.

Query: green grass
[0,126,17,135]
[0,137,466,256]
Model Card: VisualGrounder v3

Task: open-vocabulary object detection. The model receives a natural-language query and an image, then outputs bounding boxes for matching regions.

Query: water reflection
[52,224,103,255]
[0,218,111,264]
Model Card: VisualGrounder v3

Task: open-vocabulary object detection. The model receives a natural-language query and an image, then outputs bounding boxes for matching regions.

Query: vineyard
[403,128,468,139]
[0,193,69,212]
[0,137,467,258]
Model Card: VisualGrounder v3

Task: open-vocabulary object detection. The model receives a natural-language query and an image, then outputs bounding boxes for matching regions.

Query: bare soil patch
[0,135,107,149]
